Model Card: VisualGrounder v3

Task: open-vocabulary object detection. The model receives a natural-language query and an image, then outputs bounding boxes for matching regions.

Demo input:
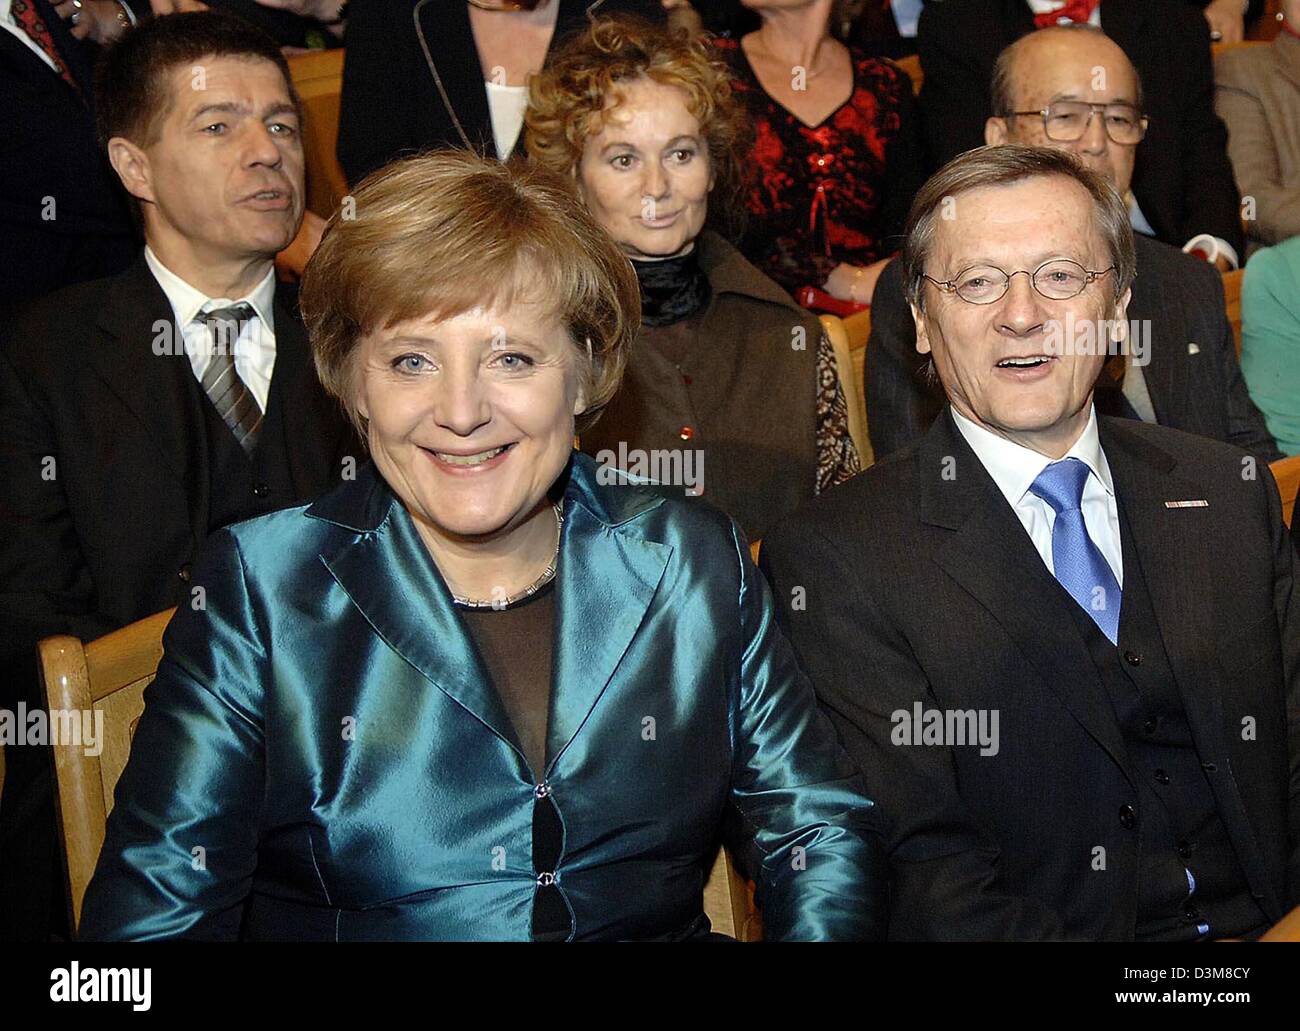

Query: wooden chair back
[821,310,875,469]
[39,608,175,932]
[287,49,349,219]
[1271,455,1300,527]
[1223,268,1245,358]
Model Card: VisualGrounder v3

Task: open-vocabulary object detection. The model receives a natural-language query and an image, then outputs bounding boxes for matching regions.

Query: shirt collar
[951,404,1115,510]
[143,245,276,333]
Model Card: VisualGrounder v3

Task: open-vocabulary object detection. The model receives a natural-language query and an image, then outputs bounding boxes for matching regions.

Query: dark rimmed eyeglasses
[1006,101,1149,145]
[923,259,1116,305]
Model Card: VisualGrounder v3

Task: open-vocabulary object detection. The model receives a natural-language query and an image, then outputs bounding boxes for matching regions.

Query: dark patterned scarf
[631,247,712,327]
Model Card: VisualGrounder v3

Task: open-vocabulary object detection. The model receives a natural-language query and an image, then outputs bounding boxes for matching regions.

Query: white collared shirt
[144,246,277,413]
[951,405,1124,587]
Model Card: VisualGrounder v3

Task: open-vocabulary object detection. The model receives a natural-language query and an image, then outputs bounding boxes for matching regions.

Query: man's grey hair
[901,145,1137,313]
[989,23,1145,118]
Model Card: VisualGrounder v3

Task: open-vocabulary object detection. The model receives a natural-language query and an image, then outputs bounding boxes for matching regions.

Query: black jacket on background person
[865,233,1281,464]
[336,0,664,184]
[0,257,360,940]
[916,0,1245,257]
[0,0,141,314]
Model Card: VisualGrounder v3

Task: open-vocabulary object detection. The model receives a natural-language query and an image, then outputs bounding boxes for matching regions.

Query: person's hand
[149,0,208,12]
[1203,0,1246,44]
[824,259,890,305]
[253,0,343,21]
[50,0,130,44]
[276,210,327,280]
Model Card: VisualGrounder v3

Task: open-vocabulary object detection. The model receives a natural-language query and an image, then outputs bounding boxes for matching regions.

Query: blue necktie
[1029,458,1122,643]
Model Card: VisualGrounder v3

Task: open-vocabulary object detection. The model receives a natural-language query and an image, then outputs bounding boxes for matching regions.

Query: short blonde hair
[525,15,750,234]
[299,149,640,436]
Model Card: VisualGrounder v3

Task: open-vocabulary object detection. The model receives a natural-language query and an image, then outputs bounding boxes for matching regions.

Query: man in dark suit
[918,0,1245,264]
[0,11,357,939]
[764,144,1299,940]
[868,24,1279,463]
[0,0,147,311]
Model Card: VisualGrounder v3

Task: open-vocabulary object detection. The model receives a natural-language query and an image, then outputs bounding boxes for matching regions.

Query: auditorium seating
[1223,268,1245,357]
[287,49,349,219]
[39,608,174,932]
[1272,455,1300,528]
[820,312,874,467]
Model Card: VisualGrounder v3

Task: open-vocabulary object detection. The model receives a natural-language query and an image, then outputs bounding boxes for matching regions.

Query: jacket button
[1154,769,1170,785]
[1177,839,1194,859]
[1118,804,1137,829]
[1184,902,1201,923]
[682,373,692,386]
[1124,651,1142,667]
[536,871,557,887]
[533,782,550,800]
[679,426,694,441]
[1143,716,1158,735]
[178,564,192,583]
[252,482,270,498]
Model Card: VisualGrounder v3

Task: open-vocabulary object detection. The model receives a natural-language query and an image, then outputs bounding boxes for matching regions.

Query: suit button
[178,564,192,583]
[1154,769,1170,785]
[1184,902,1201,923]
[679,426,694,441]
[1118,804,1137,829]
[533,782,551,799]
[682,374,692,386]
[1124,651,1142,667]
[1143,717,1158,735]
[1177,839,1195,859]
[252,482,270,498]
[536,871,557,887]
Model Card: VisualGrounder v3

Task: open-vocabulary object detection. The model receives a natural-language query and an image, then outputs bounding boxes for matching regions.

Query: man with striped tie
[761,144,1300,940]
[0,12,358,940]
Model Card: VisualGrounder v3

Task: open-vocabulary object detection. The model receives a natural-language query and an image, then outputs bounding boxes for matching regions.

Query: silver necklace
[450,502,564,609]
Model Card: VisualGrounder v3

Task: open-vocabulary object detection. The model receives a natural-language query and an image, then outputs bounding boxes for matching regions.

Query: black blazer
[0,0,140,311]
[336,0,664,185]
[0,257,358,681]
[761,410,1300,939]
[864,232,1281,463]
[916,0,1245,256]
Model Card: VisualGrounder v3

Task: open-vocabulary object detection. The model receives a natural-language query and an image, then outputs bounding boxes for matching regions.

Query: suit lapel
[921,411,1138,787]
[1128,235,1181,426]
[546,482,671,774]
[89,257,209,531]
[316,468,519,756]
[1099,420,1274,894]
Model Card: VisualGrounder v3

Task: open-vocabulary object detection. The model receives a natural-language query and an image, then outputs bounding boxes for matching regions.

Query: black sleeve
[877,62,927,252]
[864,258,945,459]
[915,2,995,171]
[336,0,417,186]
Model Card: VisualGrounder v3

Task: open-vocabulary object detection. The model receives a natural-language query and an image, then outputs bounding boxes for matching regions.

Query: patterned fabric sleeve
[814,331,861,493]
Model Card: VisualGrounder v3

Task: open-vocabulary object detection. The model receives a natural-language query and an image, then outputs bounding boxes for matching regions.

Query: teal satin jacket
[80,454,885,940]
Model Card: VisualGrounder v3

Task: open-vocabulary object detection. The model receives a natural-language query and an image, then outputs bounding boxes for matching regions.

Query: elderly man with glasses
[762,143,1300,941]
[865,24,1279,465]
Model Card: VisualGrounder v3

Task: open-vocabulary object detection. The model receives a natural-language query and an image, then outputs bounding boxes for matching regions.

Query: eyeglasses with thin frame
[467,0,606,12]
[1006,101,1149,145]
[923,259,1116,305]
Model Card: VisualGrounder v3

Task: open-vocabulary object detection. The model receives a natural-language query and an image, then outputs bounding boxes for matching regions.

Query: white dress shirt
[144,247,277,413]
[484,80,529,161]
[951,405,1124,587]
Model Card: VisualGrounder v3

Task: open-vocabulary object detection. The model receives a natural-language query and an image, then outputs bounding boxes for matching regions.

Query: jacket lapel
[311,455,672,776]
[89,257,209,534]
[1098,420,1275,900]
[314,465,518,753]
[546,458,671,773]
[921,410,1138,788]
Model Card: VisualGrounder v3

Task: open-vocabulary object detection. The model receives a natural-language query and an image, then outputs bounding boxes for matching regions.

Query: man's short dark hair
[95,11,297,151]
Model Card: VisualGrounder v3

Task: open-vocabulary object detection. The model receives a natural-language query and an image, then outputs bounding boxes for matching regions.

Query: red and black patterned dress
[713,36,925,298]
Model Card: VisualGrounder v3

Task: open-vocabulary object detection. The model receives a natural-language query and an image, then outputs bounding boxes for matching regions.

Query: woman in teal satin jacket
[79,150,885,941]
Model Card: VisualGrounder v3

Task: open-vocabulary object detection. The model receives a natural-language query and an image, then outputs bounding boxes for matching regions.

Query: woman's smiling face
[353,295,586,544]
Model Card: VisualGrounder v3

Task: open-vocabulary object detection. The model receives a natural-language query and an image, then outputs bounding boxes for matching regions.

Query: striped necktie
[197,303,263,455]
[1029,458,1122,643]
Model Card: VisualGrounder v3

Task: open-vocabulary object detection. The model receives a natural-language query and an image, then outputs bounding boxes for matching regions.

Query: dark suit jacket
[336,0,664,185]
[0,257,358,685]
[917,0,1245,255]
[865,233,1281,463]
[762,410,1300,939]
[0,0,139,312]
